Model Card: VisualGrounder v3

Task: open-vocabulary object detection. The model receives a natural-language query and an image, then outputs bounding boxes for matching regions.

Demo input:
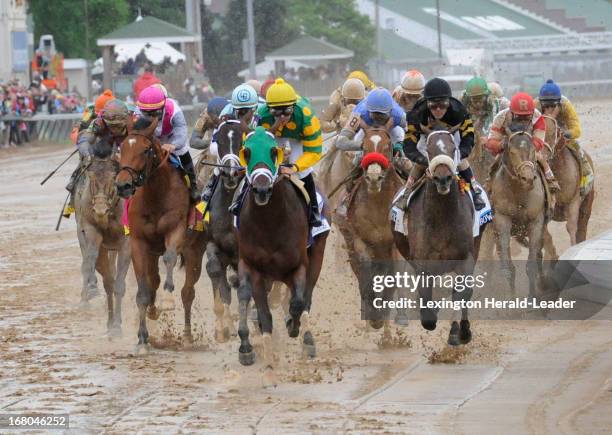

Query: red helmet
[510,92,535,115]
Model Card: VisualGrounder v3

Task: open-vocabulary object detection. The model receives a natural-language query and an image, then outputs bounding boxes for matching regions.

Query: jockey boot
[179,152,200,203]
[459,167,486,211]
[65,165,81,192]
[201,171,219,203]
[302,173,322,227]
[572,143,594,195]
[544,169,561,193]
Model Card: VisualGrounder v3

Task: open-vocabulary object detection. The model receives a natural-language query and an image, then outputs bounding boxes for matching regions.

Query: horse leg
[95,247,115,333]
[205,243,232,343]
[131,240,152,352]
[449,259,475,346]
[180,234,205,344]
[419,283,436,331]
[78,223,102,303]
[287,264,307,338]
[527,216,545,299]
[237,259,255,366]
[495,214,516,292]
[565,196,582,246]
[252,276,276,387]
[110,239,130,337]
[576,189,594,243]
[159,249,177,312]
[146,254,162,320]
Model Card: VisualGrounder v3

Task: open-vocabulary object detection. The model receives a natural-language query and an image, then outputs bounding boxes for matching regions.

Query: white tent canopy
[238,59,309,81]
[114,42,185,64]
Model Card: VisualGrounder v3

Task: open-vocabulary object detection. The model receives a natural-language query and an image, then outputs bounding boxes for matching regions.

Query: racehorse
[203,120,249,342]
[316,141,355,214]
[115,116,195,352]
[469,115,495,185]
[75,140,130,336]
[541,116,594,250]
[488,128,547,297]
[335,124,403,331]
[392,126,479,345]
[235,127,329,386]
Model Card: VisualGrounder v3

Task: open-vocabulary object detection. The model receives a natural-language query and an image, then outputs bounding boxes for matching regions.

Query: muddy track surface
[1,100,611,434]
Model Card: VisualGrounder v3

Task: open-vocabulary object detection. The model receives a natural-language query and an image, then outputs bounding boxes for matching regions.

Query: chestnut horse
[115,117,195,352]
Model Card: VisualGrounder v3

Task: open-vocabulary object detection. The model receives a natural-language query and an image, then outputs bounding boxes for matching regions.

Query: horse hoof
[239,350,255,366]
[421,319,437,331]
[285,316,300,338]
[134,343,150,356]
[459,320,472,344]
[215,328,230,343]
[159,293,176,311]
[147,305,160,320]
[262,366,277,388]
[302,343,316,359]
[448,321,460,346]
[86,287,101,301]
[107,325,122,339]
[394,315,410,327]
[369,319,384,330]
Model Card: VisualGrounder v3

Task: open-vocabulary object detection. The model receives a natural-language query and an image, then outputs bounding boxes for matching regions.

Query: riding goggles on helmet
[541,100,561,109]
[270,105,294,117]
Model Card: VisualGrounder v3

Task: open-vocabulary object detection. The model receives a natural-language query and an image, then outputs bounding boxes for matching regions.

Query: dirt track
[1,100,611,434]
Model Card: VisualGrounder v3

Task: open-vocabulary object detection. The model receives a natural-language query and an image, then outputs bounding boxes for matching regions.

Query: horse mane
[133,116,154,131]
[91,137,115,159]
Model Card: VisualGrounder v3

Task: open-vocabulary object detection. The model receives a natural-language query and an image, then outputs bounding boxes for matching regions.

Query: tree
[286,0,375,67]
[126,0,186,27]
[29,0,129,60]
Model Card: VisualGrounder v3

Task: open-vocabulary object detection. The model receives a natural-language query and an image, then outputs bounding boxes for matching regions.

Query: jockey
[256,78,323,226]
[461,77,503,139]
[320,78,366,133]
[487,81,510,111]
[64,99,132,217]
[70,89,115,143]
[334,87,407,216]
[404,77,486,210]
[486,92,560,192]
[190,96,228,150]
[535,79,593,194]
[200,83,259,203]
[392,70,426,112]
[347,70,376,91]
[136,84,199,202]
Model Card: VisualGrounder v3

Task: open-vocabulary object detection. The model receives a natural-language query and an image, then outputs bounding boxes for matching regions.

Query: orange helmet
[94,89,115,115]
[510,92,534,115]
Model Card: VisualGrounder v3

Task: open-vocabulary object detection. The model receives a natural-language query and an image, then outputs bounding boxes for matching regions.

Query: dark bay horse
[392,127,479,345]
[203,120,249,342]
[335,125,403,332]
[236,128,329,387]
[75,141,130,336]
[115,117,196,352]
[489,129,547,297]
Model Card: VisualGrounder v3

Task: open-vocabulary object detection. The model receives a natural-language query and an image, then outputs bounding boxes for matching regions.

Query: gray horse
[74,142,130,336]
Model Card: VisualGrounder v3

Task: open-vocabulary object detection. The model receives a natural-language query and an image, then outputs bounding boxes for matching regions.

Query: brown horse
[489,129,546,297]
[115,117,194,352]
[315,142,355,213]
[541,116,594,250]
[392,127,479,345]
[75,141,130,336]
[335,125,403,331]
[236,130,330,386]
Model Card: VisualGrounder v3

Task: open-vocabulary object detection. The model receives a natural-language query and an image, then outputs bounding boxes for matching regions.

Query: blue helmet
[231,84,259,109]
[207,96,229,117]
[365,87,394,114]
[539,79,562,101]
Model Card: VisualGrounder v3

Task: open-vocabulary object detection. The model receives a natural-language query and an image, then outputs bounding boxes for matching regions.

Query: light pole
[246,0,257,79]
[436,0,443,59]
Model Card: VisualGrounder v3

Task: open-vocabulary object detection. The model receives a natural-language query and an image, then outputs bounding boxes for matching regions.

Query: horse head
[87,157,120,225]
[241,127,284,206]
[215,120,248,190]
[360,123,392,193]
[115,116,160,198]
[541,115,562,160]
[424,123,459,195]
[503,125,537,190]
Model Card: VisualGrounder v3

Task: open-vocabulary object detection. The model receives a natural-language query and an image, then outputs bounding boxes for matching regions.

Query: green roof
[379,29,438,61]
[265,35,353,61]
[97,16,198,46]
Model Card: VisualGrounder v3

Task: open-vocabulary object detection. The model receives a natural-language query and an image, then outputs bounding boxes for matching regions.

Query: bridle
[502,130,536,180]
[118,133,167,187]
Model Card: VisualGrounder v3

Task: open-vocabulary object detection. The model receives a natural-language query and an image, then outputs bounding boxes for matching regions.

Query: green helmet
[465,77,490,97]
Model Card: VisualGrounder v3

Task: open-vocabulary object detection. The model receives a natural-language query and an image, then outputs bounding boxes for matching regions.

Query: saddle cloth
[390,178,492,238]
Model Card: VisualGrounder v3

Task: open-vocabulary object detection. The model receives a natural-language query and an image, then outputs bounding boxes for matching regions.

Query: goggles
[269,105,294,117]
[427,98,450,111]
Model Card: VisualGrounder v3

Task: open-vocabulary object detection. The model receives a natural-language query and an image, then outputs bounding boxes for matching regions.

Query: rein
[501,131,536,181]
[118,133,169,187]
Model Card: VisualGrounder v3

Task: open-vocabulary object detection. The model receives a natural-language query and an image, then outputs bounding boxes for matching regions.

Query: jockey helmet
[348,70,375,89]
[260,78,275,97]
[245,79,262,95]
[152,83,169,98]
[137,85,166,111]
[400,70,425,95]
[510,92,535,116]
[341,78,366,100]
[265,78,297,107]
[465,77,490,97]
[538,79,562,101]
[102,99,129,125]
[424,78,452,100]
[488,82,504,98]
[94,89,115,115]
[231,84,258,109]
[365,87,393,114]
[207,96,229,117]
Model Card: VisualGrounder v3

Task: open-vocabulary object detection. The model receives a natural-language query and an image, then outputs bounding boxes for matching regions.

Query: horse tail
[576,187,594,243]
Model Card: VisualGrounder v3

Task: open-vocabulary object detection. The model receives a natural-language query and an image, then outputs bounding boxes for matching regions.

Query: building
[0,0,32,83]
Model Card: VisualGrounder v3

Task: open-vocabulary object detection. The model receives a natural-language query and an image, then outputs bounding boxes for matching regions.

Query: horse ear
[143,116,159,137]
[127,114,134,133]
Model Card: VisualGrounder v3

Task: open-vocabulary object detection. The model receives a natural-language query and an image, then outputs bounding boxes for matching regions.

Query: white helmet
[400,70,426,95]
[341,78,366,100]
[488,82,504,99]
[245,79,262,96]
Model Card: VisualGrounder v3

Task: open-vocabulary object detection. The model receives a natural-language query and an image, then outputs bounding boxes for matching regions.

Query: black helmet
[423,78,452,100]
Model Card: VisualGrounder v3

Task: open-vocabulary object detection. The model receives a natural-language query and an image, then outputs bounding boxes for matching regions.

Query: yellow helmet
[265,78,297,107]
[347,70,375,90]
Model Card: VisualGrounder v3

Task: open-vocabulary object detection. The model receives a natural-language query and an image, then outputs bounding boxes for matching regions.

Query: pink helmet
[137,85,166,111]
